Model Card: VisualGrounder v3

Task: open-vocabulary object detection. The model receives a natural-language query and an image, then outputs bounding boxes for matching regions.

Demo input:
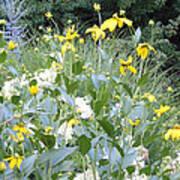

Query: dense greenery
[0,1,180,180]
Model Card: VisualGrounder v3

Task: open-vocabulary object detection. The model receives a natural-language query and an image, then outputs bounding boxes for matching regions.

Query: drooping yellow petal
[120,66,126,75]
[122,18,133,27]
[127,66,137,74]
[17,157,23,170]
[101,18,117,32]
[9,158,17,170]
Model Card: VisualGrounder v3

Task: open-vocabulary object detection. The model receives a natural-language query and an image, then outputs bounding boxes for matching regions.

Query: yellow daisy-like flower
[5,155,24,170]
[45,12,53,19]
[29,85,38,95]
[136,43,156,60]
[129,119,140,127]
[85,25,106,42]
[93,3,101,11]
[10,123,32,143]
[153,105,170,117]
[101,13,132,32]
[7,41,18,50]
[64,24,79,41]
[120,56,137,75]
[68,118,80,127]
[142,93,157,103]
[0,162,6,171]
[165,125,180,141]
[61,41,76,55]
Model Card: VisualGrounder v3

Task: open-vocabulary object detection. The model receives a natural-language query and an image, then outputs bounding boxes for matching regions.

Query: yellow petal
[101,18,117,32]
[122,18,133,27]
[120,66,126,75]
[17,157,23,169]
[9,158,17,169]
[127,66,137,74]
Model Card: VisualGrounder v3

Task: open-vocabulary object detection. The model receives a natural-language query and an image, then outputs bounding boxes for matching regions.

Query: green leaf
[0,49,7,64]
[21,154,37,176]
[98,119,115,138]
[11,95,21,105]
[0,96,3,104]
[137,73,149,87]
[120,83,133,98]
[38,147,78,166]
[29,79,37,86]
[40,134,56,149]
[126,166,136,175]
[78,135,91,155]
[140,166,151,176]
[0,36,6,48]
[72,61,84,75]
[108,140,124,157]
[122,148,138,169]
[91,74,100,90]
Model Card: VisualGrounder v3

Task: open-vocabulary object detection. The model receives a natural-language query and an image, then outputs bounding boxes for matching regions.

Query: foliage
[0,7,180,179]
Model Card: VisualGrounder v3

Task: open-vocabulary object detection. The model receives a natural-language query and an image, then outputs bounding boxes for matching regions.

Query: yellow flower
[29,85,38,95]
[82,65,88,70]
[93,3,101,11]
[167,86,173,92]
[142,93,157,103]
[5,155,24,170]
[61,41,76,55]
[120,56,133,65]
[149,20,155,26]
[165,125,180,141]
[46,27,52,33]
[52,61,63,71]
[85,25,106,42]
[68,118,80,127]
[10,123,32,143]
[137,43,156,60]
[55,35,65,43]
[120,10,125,16]
[12,123,31,134]
[153,105,170,117]
[0,162,6,171]
[65,25,79,41]
[45,12,53,19]
[129,119,140,127]
[120,56,137,75]
[7,41,18,50]
[45,126,54,133]
[101,13,132,32]
[79,38,84,44]
[0,19,7,25]
[77,109,82,114]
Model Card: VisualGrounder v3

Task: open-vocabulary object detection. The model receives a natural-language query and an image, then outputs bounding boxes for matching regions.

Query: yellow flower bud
[149,20,155,26]
[120,10,125,16]
[93,3,101,11]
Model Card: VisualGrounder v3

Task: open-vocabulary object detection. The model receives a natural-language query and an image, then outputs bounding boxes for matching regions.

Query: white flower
[74,168,100,180]
[34,67,57,87]
[57,122,73,143]
[75,97,93,119]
